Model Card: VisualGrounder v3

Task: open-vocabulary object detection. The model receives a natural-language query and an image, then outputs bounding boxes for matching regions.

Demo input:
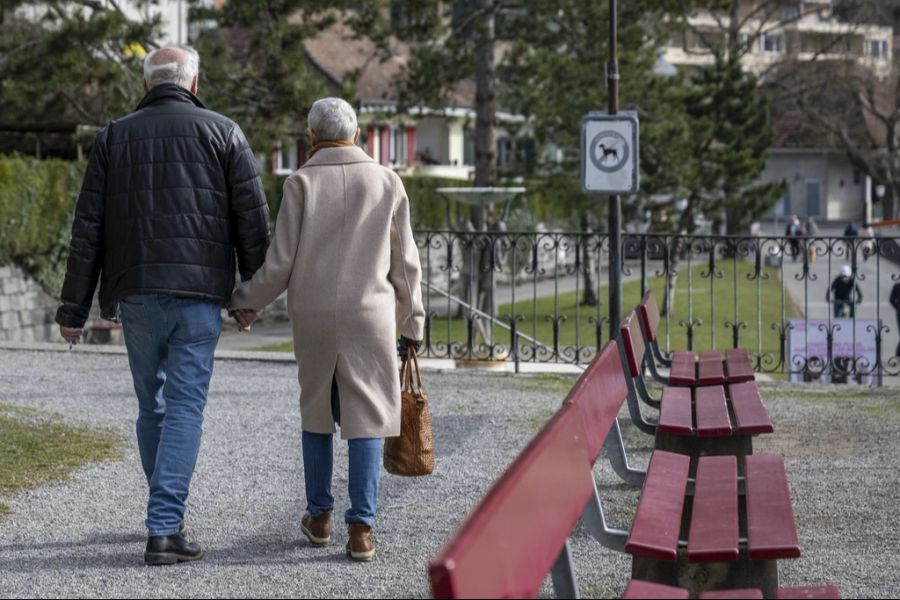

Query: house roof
[303,21,476,109]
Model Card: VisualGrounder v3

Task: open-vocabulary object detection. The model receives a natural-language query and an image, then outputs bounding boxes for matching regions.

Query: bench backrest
[639,290,661,342]
[620,310,646,377]
[429,343,627,599]
[428,400,595,598]
[562,340,629,462]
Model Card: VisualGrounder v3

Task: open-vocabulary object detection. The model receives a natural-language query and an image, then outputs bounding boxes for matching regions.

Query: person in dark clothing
[56,46,270,565]
[891,282,900,356]
[828,265,863,318]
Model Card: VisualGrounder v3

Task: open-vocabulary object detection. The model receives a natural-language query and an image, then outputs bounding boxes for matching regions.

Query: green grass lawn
[252,261,800,363]
[0,403,122,516]
[428,262,800,360]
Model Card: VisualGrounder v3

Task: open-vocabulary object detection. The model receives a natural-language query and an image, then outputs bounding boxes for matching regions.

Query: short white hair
[143,46,200,90]
[308,97,358,141]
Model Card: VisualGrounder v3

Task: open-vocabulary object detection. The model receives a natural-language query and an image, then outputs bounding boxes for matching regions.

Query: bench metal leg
[635,368,662,409]
[603,418,646,487]
[550,539,581,599]
[581,473,629,553]
[651,338,673,367]
[625,385,657,436]
[644,350,670,385]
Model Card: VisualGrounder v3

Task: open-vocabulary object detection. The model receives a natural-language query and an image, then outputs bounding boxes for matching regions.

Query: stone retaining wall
[0,265,57,342]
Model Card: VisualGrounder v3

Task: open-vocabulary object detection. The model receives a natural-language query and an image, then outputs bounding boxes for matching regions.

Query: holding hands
[230,309,258,332]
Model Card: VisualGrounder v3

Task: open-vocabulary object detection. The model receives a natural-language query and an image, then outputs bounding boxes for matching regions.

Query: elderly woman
[229,97,424,561]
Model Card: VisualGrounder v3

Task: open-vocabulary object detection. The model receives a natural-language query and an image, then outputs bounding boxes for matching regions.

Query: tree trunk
[580,209,598,306]
[471,0,497,345]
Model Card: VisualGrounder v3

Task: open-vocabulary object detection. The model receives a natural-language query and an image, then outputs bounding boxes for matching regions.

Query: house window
[496,138,513,167]
[761,33,783,53]
[392,126,407,166]
[739,33,752,53]
[869,40,888,59]
[274,139,298,175]
[783,4,801,20]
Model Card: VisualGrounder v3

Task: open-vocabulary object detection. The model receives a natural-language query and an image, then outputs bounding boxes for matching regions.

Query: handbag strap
[401,344,425,394]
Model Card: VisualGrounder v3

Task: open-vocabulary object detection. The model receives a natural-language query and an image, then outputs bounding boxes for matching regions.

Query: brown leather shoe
[346,523,375,561]
[300,511,331,546]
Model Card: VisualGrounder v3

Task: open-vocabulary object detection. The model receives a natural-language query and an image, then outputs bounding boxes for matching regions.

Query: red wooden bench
[638,290,756,387]
[619,310,773,473]
[428,342,832,598]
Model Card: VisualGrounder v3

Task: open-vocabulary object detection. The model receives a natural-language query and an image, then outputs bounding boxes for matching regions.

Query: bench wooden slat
[428,403,595,599]
[729,381,774,435]
[699,589,764,599]
[563,341,629,463]
[695,386,733,437]
[621,312,646,377]
[697,350,726,385]
[775,585,842,599]
[658,386,693,435]
[724,347,755,383]
[639,290,662,343]
[670,350,696,385]
[625,450,691,562]
[687,456,739,562]
[624,579,690,599]
[745,454,801,560]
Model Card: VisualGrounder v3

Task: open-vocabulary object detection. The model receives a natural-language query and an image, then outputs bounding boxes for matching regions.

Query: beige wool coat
[229,145,425,439]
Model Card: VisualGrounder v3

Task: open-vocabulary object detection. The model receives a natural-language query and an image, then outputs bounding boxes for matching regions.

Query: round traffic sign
[588,130,629,173]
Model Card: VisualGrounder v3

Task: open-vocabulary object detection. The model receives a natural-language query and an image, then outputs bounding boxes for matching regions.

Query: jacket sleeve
[55,128,109,328]
[228,175,303,310]
[388,175,425,341]
[226,124,270,281]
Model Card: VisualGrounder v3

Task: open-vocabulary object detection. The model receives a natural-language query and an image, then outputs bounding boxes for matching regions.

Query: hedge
[0,156,82,297]
[0,157,585,298]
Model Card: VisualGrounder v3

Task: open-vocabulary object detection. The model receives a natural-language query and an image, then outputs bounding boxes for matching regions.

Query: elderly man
[229,97,424,562]
[56,46,269,565]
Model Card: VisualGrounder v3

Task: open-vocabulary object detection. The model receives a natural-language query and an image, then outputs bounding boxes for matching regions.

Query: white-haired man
[56,45,270,565]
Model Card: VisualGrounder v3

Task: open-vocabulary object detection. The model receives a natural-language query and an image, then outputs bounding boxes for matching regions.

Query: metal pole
[608,0,622,339]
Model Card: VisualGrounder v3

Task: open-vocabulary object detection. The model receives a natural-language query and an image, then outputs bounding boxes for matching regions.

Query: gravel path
[0,348,898,598]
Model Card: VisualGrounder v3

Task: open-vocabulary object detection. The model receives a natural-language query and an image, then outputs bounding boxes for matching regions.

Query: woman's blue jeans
[302,431,382,528]
[119,294,222,537]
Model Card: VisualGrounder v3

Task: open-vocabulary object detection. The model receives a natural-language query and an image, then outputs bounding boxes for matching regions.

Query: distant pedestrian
[828,265,862,318]
[805,216,820,262]
[891,282,900,357]
[785,214,802,262]
[861,224,876,260]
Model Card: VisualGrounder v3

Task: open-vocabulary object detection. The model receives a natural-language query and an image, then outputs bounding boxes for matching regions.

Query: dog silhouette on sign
[598,143,619,162]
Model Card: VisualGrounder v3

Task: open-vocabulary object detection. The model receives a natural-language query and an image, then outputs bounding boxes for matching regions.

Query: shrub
[0,156,81,297]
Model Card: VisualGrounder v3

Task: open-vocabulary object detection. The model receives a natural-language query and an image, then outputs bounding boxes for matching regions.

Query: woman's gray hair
[143,46,200,90]
[308,97,358,141]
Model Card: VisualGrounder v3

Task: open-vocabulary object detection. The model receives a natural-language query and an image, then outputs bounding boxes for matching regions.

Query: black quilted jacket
[56,84,270,328]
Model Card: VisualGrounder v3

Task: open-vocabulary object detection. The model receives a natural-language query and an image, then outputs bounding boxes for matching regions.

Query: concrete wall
[0,265,58,342]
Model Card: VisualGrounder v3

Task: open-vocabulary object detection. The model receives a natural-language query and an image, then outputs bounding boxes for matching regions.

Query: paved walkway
[1,348,899,597]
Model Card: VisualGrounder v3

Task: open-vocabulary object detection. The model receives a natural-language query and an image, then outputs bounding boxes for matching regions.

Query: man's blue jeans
[302,431,382,528]
[119,294,222,537]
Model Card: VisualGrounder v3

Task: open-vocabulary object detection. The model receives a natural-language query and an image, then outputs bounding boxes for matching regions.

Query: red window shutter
[406,126,417,165]
[380,126,391,166]
[366,126,375,157]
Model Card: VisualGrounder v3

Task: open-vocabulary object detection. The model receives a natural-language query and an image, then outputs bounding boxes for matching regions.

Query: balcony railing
[414,230,900,383]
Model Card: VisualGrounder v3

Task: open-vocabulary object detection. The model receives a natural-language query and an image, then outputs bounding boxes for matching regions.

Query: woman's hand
[230,309,258,332]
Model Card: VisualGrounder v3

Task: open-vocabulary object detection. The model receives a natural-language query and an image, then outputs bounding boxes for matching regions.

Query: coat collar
[301,145,375,167]
[136,83,206,111]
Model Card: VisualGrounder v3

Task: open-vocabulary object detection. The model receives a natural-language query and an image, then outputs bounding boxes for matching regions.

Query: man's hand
[398,336,422,361]
[60,326,83,345]
[230,309,258,332]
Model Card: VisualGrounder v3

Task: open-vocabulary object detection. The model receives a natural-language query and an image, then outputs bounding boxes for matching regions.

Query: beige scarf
[309,139,358,158]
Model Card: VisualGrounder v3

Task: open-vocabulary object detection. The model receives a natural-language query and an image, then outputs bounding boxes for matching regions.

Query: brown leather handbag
[384,346,435,476]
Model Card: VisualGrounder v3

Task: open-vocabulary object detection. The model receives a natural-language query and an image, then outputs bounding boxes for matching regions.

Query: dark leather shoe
[144,532,204,566]
[300,510,332,546]
[346,523,375,561]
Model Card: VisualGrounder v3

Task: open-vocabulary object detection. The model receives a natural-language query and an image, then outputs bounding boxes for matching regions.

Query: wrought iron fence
[415,229,900,383]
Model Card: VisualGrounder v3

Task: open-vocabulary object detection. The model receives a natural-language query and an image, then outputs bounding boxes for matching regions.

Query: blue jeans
[119,294,222,537]
[302,431,382,528]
